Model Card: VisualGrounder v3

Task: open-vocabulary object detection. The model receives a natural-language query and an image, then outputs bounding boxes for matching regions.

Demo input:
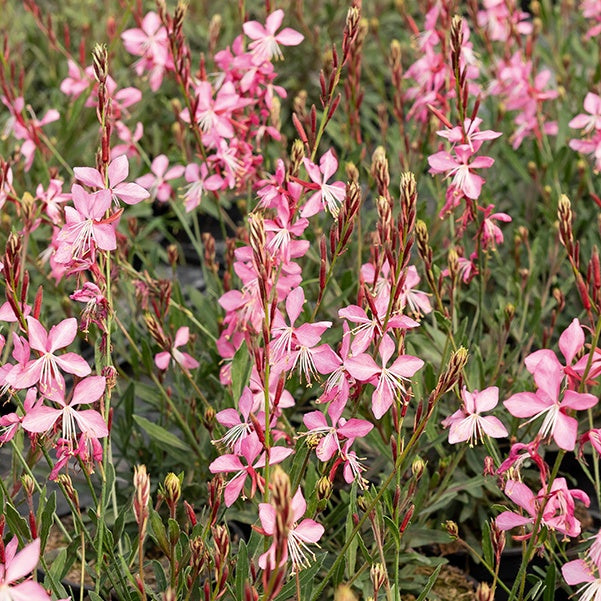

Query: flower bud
[316,476,333,502]
[134,465,150,532]
[164,473,181,512]
[370,563,387,592]
[411,456,426,480]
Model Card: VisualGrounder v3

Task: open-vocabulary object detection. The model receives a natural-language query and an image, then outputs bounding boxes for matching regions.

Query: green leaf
[152,559,168,592]
[88,592,105,601]
[543,562,556,601]
[133,414,190,452]
[415,564,443,601]
[345,483,358,580]
[231,343,252,402]
[235,540,248,600]
[481,521,493,567]
[39,491,57,549]
[150,509,170,555]
[4,503,30,540]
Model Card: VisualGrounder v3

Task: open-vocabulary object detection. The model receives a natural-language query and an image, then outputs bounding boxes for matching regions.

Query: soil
[400,564,476,601]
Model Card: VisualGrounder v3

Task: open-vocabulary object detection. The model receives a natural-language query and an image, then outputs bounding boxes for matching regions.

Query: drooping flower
[299,150,346,218]
[155,327,199,371]
[257,488,324,572]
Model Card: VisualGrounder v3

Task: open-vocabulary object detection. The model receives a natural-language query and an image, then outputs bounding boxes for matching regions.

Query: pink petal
[371,384,394,419]
[286,286,305,324]
[151,155,169,177]
[209,454,243,473]
[276,28,304,46]
[73,409,109,438]
[345,354,380,381]
[448,417,474,444]
[47,317,77,352]
[495,511,533,530]
[265,9,284,34]
[107,155,129,187]
[93,223,117,251]
[224,473,247,506]
[243,21,268,41]
[473,386,499,412]
[174,327,190,348]
[319,149,339,181]
[26,317,48,352]
[294,519,325,543]
[71,376,106,406]
[5,538,40,584]
[7,580,51,601]
[504,391,550,418]
[389,355,424,379]
[505,480,536,514]
[303,410,328,431]
[258,502,276,534]
[552,413,578,451]
[338,418,373,439]
[54,352,91,377]
[113,182,150,205]
[562,390,598,411]
[559,319,585,365]
[428,151,457,172]
[73,166,104,189]
[562,558,595,585]
[480,416,508,439]
[22,406,61,433]
[155,352,170,370]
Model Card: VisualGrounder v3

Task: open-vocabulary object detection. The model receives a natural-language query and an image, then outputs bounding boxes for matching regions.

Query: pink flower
[22,376,108,441]
[428,143,494,200]
[243,10,304,63]
[570,93,601,133]
[479,204,512,249]
[0,537,51,600]
[299,150,346,218]
[257,488,324,572]
[345,335,424,419]
[55,184,120,266]
[74,155,150,206]
[155,327,199,371]
[208,434,293,506]
[562,527,601,598]
[442,386,508,445]
[496,478,589,538]
[7,316,91,394]
[136,155,185,202]
[505,351,597,450]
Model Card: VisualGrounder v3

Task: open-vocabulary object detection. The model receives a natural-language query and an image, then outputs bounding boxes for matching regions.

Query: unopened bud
[475,582,494,601]
[190,536,206,571]
[411,456,426,480]
[371,146,390,198]
[134,465,150,530]
[504,303,515,326]
[345,161,359,184]
[370,563,387,591]
[21,474,35,498]
[164,473,182,510]
[483,456,495,477]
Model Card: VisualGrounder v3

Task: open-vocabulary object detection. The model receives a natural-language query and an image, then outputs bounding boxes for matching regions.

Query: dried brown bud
[371,146,390,199]
[167,244,179,267]
[92,43,108,83]
[345,161,359,184]
[190,536,206,572]
[316,476,333,501]
[290,138,305,178]
[444,520,459,539]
